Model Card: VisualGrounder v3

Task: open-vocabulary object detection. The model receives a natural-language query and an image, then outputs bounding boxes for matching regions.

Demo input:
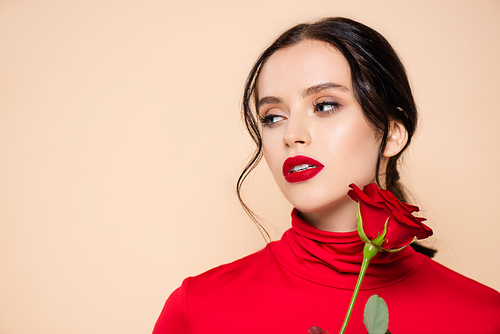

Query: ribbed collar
[270,209,425,290]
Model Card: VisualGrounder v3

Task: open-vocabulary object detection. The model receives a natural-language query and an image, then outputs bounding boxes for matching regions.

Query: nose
[283,114,311,148]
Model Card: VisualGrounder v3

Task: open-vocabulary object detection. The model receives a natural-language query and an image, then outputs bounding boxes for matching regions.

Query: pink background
[1,1,499,333]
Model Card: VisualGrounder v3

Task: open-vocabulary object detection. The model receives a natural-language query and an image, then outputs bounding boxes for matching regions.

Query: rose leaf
[363,294,389,334]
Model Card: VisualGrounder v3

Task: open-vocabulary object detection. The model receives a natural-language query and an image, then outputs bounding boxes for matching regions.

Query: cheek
[322,120,380,171]
[262,132,284,177]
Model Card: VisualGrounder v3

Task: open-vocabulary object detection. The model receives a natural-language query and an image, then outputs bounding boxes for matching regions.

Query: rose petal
[348,183,433,250]
[383,216,422,249]
[377,188,413,215]
[349,184,385,209]
[359,201,391,240]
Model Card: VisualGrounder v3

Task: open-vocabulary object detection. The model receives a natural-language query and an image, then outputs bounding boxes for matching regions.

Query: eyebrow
[301,82,349,97]
[257,82,349,110]
[257,96,282,110]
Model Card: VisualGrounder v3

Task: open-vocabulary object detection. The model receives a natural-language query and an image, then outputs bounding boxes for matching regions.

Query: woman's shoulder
[405,256,500,322]
[187,243,277,291]
[417,256,500,298]
[365,254,500,333]
[152,244,277,334]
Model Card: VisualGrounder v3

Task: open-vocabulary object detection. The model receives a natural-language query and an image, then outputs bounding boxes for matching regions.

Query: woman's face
[256,39,381,225]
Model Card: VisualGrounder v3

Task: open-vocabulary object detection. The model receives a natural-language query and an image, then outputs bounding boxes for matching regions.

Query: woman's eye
[260,114,285,126]
[314,101,340,114]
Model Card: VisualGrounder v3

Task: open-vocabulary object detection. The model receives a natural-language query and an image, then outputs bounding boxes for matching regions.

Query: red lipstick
[282,155,324,183]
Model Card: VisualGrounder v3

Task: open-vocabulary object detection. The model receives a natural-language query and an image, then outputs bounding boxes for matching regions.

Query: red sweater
[153,210,500,334]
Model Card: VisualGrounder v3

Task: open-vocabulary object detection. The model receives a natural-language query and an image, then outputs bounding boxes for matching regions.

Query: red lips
[282,155,324,183]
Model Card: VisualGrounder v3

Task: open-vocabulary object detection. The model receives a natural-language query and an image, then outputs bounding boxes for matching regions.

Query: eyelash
[313,101,340,114]
[259,114,283,126]
[259,101,340,126]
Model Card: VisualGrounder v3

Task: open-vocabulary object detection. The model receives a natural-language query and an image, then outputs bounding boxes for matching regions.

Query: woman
[153,17,500,333]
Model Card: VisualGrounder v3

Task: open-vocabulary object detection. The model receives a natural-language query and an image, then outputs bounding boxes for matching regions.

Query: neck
[297,196,358,232]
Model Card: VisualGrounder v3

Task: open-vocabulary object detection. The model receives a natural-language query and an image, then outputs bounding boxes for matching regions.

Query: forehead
[256,39,352,97]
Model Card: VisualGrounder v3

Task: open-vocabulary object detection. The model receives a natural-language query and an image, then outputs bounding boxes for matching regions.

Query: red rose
[348,183,433,250]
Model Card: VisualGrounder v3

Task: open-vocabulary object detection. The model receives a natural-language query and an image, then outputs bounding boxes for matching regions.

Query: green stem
[338,243,378,334]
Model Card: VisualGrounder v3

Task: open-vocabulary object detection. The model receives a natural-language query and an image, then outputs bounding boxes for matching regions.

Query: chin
[286,193,352,214]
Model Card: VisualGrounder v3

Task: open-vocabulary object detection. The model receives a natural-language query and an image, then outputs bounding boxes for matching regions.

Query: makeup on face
[258,40,380,229]
[282,155,324,183]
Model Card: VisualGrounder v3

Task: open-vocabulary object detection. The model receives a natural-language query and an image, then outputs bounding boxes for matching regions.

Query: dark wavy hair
[237,17,436,257]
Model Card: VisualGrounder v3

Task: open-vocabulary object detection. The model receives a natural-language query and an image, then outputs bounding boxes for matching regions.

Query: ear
[383,120,408,157]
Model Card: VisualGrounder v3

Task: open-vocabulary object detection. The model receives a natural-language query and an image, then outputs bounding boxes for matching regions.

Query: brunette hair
[237,17,436,257]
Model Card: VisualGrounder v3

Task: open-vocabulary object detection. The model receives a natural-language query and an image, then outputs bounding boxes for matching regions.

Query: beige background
[1,0,499,333]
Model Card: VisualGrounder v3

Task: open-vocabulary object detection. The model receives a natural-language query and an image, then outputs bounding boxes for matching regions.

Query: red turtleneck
[153,210,500,334]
